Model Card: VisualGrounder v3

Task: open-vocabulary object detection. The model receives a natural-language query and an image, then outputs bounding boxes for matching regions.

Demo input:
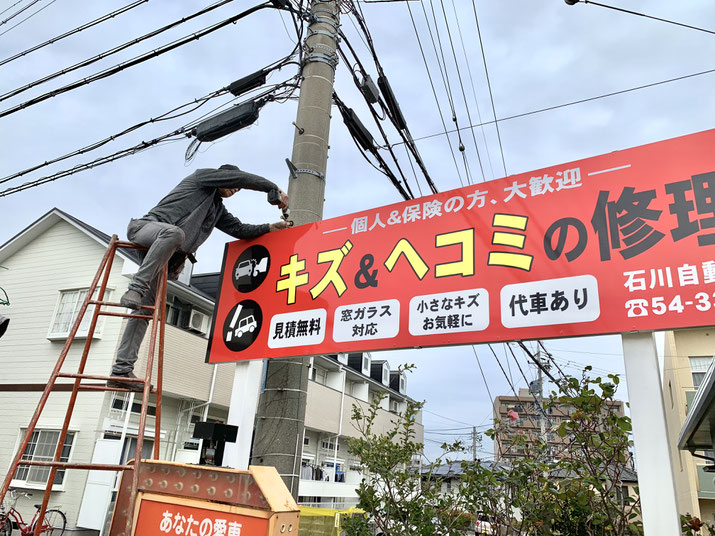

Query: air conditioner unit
[189,309,209,335]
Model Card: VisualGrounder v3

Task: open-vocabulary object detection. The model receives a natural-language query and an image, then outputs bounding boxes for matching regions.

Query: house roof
[0,208,211,307]
[424,460,638,483]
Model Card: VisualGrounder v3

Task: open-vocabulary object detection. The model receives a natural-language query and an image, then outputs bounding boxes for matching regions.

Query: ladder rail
[33,236,122,535]
[124,264,168,536]
[0,234,169,536]
[0,236,115,507]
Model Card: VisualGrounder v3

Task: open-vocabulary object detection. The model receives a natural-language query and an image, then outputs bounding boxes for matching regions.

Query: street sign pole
[622,331,680,535]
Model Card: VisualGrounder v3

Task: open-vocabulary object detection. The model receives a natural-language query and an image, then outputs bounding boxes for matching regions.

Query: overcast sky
[1,0,713,459]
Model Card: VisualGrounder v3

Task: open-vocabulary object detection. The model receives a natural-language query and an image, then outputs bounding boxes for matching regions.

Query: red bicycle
[0,489,66,536]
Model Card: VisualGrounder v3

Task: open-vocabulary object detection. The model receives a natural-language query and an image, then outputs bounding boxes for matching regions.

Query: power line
[405,0,464,188]
[0,2,272,120]
[0,0,56,37]
[471,345,494,403]
[0,0,42,25]
[0,53,299,186]
[573,0,715,37]
[0,0,235,102]
[333,90,412,200]
[0,0,149,69]
[448,0,493,180]
[0,80,299,197]
[335,37,418,198]
[470,0,506,176]
[386,65,715,149]
[0,89,228,186]
[423,409,476,427]
[421,0,471,184]
[0,0,29,18]
[437,0,485,182]
[348,2,439,194]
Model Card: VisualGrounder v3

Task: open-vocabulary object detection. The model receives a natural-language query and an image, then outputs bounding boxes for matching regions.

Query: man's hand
[277,189,289,210]
[269,221,291,232]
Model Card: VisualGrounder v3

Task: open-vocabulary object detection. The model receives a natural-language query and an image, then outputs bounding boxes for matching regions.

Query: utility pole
[472,426,477,462]
[251,0,340,499]
[537,352,546,444]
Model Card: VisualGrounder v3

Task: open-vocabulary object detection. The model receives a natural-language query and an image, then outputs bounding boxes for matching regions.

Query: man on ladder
[109,164,290,391]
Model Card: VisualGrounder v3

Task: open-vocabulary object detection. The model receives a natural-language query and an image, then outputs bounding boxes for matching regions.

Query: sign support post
[223,360,264,469]
[622,331,680,535]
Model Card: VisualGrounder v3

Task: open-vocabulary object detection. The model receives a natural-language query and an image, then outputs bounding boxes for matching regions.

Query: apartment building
[662,327,715,524]
[493,388,625,461]
[0,208,422,533]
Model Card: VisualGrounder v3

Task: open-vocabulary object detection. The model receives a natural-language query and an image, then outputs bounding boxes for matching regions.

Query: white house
[0,209,423,533]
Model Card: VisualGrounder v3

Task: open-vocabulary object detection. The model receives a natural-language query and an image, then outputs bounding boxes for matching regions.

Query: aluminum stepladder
[0,235,168,536]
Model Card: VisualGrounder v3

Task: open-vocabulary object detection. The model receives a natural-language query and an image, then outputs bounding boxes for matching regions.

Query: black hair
[219,164,239,170]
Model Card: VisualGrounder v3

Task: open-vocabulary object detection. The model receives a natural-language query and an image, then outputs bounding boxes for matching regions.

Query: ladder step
[116,240,145,250]
[90,299,156,311]
[17,460,134,471]
[59,373,143,383]
[55,374,157,394]
[98,310,154,320]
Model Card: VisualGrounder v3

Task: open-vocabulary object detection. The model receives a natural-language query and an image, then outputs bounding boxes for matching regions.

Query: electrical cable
[536,340,571,384]
[0,89,228,186]
[471,345,494,404]
[0,0,236,103]
[0,2,272,120]
[404,1,464,188]
[333,91,412,200]
[423,409,476,427]
[385,65,715,149]
[505,343,553,428]
[0,0,28,18]
[335,43,417,199]
[437,0,484,183]
[0,0,42,25]
[0,0,56,37]
[348,3,439,194]
[0,0,149,68]
[0,52,300,186]
[448,0,493,180]
[515,341,573,395]
[0,77,300,197]
[470,0,507,176]
[486,343,540,434]
[574,0,715,37]
[421,0,471,184]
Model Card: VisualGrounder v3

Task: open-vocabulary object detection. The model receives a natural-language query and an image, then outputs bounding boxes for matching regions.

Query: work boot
[107,371,151,392]
[119,289,143,310]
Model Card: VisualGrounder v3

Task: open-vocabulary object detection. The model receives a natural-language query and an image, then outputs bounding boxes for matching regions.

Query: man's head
[218,164,240,198]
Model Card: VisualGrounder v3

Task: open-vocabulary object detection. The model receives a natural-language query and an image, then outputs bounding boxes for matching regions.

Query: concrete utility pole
[251,0,340,498]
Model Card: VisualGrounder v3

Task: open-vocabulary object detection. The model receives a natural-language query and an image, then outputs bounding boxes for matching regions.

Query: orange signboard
[207,128,715,362]
[135,497,268,535]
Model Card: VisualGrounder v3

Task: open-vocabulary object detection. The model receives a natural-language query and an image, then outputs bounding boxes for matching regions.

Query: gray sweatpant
[112,218,184,375]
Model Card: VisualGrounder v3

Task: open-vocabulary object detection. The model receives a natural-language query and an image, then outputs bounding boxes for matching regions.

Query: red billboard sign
[207,128,715,363]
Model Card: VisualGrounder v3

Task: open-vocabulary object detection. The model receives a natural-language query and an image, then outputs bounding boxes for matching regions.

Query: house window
[313,367,327,385]
[689,356,713,388]
[111,393,157,417]
[304,436,310,446]
[13,430,75,487]
[166,295,192,329]
[48,288,111,338]
[321,438,338,450]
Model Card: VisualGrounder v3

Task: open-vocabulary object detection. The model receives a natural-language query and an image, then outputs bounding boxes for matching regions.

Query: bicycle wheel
[0,516,11,536]
[31,509,65,536]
